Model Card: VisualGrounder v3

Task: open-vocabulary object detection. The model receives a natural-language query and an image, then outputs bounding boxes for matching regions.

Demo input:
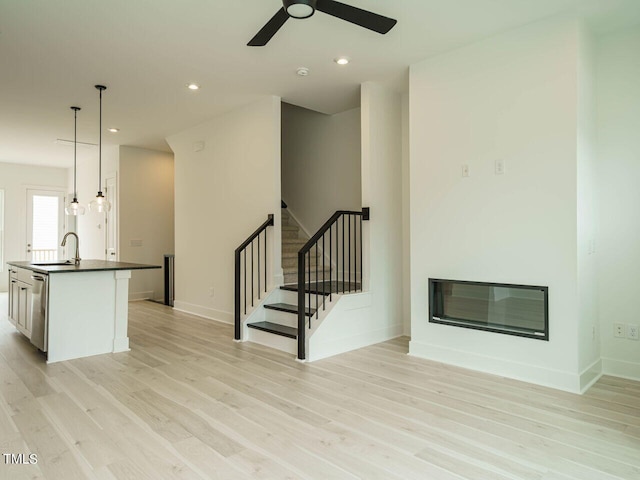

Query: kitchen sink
[31,261,75,266]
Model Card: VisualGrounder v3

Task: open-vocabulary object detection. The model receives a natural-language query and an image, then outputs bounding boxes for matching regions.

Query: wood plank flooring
[1,295,639,479]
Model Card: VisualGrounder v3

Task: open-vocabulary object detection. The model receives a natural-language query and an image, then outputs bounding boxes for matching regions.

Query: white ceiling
[1,0,639,168]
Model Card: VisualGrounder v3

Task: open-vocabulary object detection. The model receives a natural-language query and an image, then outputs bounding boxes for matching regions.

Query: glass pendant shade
[89,192,111,213]
[66,106,85,216]
[66,197,86,215]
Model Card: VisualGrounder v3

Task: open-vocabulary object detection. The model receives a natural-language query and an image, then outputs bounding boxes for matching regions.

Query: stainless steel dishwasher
[30,273,49,352]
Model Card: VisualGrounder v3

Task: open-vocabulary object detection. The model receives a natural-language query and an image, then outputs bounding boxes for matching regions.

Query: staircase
[236,208,365,360]
[246,208,332,353]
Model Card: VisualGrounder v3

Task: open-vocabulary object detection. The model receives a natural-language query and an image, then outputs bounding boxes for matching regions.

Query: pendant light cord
[95,85,107,196]
[98,87,103,195]
[71,106,81,200]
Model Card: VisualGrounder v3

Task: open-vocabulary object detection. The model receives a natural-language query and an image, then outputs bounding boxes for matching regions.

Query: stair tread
[281,281,361,296]
[247,321,297,339]
[264,302,316,316]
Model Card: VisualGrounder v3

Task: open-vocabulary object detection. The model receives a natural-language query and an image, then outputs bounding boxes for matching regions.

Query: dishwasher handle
[31,276,46,282]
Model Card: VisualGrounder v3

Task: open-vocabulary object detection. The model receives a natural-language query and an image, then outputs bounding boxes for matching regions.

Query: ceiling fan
[248,0,397,47]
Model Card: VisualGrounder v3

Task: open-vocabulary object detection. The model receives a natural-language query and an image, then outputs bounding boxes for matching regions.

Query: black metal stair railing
[234,214,274,340]
[297,208,369,360]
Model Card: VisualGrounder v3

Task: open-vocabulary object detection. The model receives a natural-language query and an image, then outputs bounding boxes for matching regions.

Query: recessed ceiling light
[334,57,350,65]
[186,83,200,90]
[296,67,310,76]
[108,128,120,133]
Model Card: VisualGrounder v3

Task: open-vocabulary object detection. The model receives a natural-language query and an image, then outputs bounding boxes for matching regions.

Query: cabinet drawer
[17,268,34,285]
[9,267,18,280]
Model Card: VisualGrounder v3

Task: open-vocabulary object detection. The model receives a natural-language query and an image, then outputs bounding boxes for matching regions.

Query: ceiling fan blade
[248,8,290,46]
[316,0,397,34]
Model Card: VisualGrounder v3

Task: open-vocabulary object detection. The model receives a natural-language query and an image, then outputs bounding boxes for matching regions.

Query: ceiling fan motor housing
[283,0,317,19]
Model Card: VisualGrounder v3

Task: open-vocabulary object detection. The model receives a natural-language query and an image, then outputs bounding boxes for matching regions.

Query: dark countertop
[7,259,161,274]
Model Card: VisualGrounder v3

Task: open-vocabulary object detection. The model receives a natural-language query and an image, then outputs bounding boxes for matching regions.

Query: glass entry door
[26,189,65,262]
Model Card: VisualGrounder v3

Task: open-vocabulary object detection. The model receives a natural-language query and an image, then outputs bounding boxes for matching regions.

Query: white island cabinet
[6,260,160,363]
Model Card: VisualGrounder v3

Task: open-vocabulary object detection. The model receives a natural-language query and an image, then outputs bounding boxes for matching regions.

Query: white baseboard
[602,357,640,382]
[112,337,130,353]
[129,290,154,301]
[173,300,233,324]
[408,340,582,393]
[579,358,603,393]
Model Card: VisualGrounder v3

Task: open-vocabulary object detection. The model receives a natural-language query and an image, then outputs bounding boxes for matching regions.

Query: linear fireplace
[429,279,548,340]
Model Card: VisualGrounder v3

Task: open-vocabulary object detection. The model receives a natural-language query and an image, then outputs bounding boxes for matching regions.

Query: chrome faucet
[61,232,81,265]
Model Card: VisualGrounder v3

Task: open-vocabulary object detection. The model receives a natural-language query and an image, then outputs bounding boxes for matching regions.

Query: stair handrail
[235,214,274,341]
[297,208,369,360]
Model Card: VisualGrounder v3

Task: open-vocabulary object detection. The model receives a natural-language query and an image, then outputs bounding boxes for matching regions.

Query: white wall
[0,162,68,291]
[360,82,404,342]
[118,146,174,301]
[409,18,587,392]
[167,96,281,323]
[281,103,361,234]
[596,26,640,380]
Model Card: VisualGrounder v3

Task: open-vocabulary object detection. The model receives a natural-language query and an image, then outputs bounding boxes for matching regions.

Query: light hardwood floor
[1,295,639,479]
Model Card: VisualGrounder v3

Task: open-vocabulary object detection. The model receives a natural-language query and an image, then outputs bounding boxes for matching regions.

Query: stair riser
[282,229,302,240]
[246,328,297,355]
[264,309,298,328]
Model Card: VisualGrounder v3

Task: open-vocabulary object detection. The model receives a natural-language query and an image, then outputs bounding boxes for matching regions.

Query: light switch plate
[462,164,470,177]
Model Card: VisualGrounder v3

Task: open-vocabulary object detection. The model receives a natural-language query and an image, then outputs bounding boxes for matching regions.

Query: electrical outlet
[208,287,214,298]
[614,323,625,338]
[628,324,639,340]
[495,159,505,175]
[462,164,470,177]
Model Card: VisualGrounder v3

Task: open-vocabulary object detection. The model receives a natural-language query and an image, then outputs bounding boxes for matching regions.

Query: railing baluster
[348,214,352,292]
[315,239,319,318]
[244,249,247,315]
[264,230,267,293]
[257,235,261,299]
[297,250,306,360]
[234,250,241,340]
[322,233,325,311]
[251,242,254,307]
[359,215,363,291]
[329,224,332,302]
[342,214,345,294]
[354,215,357,292]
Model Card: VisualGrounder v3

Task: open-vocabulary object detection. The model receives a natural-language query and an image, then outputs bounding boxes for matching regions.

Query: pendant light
[89,84,111,213]
[65,106,86,216]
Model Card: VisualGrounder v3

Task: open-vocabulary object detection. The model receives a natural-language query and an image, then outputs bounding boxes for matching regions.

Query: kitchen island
[6,260,160,363]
